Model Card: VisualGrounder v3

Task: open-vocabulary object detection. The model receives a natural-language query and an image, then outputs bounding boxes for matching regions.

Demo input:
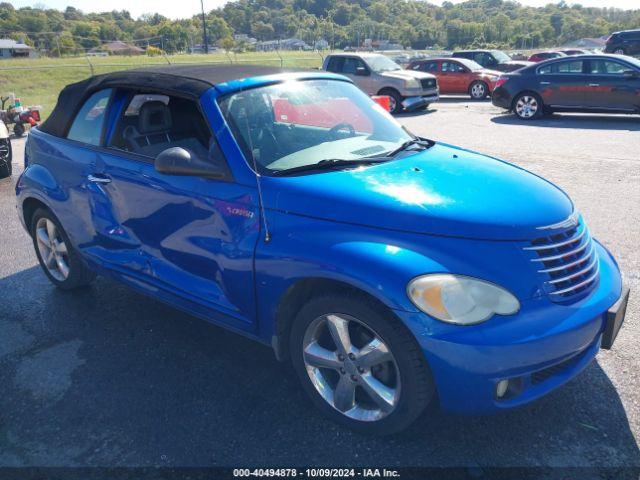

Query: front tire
[513,92,544,120]
[289,292,434,435]
[31,208,96,290]
[13,123,25,137]
[0,138,11,179]
[379,88,403,115]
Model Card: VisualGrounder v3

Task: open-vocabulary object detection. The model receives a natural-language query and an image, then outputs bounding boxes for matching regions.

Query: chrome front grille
[525,218,599,302]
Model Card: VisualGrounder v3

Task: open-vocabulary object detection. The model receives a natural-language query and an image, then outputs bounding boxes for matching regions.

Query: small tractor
[1,94,41,138]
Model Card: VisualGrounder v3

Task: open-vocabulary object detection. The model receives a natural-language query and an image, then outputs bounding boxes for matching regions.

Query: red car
[408,57,501,99]
[527,51,567,62]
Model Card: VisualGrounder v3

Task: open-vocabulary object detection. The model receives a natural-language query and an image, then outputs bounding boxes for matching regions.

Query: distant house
[189,44,219,54]
[256,40,280,52]
[0,39,36,59]
[92,41,145,56]
[233,34,257,45]
[563,37,607,50]
[256,38,310,52]
[363,39,404,51]
[282,38,310,50]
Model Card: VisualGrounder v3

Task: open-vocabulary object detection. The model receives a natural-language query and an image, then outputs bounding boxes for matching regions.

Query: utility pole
[200,0,209,54]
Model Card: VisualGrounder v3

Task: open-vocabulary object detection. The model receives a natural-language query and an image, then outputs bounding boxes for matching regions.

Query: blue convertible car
[16,65,628,434]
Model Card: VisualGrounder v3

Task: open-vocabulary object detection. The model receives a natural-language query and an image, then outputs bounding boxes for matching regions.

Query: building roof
[0,38,33,50]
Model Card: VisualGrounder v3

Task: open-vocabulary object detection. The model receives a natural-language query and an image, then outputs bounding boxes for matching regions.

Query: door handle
[540,81,551,85]
[588,83,600,87]
[88,174,111,184]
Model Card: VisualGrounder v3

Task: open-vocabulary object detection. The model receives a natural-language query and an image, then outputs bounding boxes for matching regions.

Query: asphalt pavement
[0,100,639,471]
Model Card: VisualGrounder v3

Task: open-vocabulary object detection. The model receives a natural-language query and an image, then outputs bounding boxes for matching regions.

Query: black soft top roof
[40,64,293,138]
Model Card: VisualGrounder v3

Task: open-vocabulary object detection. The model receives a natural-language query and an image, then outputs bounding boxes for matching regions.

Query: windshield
[218,79,413,175]
[492,50,512,62]
[366,55,403,73]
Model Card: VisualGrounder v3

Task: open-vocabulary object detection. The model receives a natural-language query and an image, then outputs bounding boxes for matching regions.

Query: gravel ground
[0,100,638,472]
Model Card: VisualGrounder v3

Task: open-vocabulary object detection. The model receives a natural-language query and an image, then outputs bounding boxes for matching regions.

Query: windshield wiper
[385,138,433,158]
[272,158,388,176]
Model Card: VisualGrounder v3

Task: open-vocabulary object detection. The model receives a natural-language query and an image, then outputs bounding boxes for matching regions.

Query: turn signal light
[496,380,509,398]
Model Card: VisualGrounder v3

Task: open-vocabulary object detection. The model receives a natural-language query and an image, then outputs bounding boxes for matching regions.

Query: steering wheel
[326,122,356,141]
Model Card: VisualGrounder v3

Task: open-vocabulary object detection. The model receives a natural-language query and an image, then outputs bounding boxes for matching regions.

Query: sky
[8,0,639,20]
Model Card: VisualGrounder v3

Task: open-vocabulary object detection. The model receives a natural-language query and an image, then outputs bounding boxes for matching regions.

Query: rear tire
[469,81,488,100]
[0,138,11,179]
[289,292,435,435]
[512,92,544,120]
[379,88,403,115]
[30,208,96,290]
[13,123,25,137]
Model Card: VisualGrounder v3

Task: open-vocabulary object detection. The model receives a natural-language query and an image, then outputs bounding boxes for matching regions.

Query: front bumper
[396,241,624,413]
[401,94,440,110]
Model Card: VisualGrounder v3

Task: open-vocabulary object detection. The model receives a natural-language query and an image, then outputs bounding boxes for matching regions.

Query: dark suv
[604,30,640,56]
[452,49,533,72]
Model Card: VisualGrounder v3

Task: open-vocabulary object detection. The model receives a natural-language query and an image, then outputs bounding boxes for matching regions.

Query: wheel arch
[16,159,64,231]
[272,277,401,362]
[22,196,50,231]
[377,86,401,97]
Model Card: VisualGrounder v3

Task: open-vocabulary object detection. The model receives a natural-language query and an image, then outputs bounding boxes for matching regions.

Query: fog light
[496,379,509,398]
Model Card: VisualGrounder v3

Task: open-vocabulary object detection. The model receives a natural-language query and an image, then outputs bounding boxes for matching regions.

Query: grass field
[0,51,327,120]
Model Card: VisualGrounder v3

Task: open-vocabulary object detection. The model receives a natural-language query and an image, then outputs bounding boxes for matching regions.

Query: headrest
[139,101,172,134]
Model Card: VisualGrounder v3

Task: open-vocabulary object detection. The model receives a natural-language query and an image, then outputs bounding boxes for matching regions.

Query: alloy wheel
[471,83,486,99]
[35,217,70,281]
[515,95,539,118]
[0,140,9,160]
[302,313,401,422]
[387,96,397,113]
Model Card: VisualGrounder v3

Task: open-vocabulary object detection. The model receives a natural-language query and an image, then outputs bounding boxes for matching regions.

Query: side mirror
[155,147,226,179]
[623,70,639,79]
[355,66,370,76]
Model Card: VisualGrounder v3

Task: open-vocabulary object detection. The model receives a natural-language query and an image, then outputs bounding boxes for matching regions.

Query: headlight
[407,274,520,325]
[488,75,499,82]
[405,78,421,89]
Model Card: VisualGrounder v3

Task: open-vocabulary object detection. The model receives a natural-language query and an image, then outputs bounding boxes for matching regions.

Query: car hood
[262,143,573,241]
[380,70,435,81]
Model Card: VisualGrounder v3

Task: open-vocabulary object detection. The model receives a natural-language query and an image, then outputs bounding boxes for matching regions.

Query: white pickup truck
[323,52,439,114]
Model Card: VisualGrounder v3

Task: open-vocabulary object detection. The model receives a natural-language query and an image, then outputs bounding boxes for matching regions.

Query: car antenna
[252,159,271,243]
[242,105,271,243]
